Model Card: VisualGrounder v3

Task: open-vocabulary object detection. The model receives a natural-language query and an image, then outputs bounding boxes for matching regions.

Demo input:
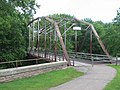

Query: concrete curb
[0,61,67,83]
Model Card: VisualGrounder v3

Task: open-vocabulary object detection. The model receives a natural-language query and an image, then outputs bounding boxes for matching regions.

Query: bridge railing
[0,50,66,69]
[67,51,113,61]
[0,58,50,69]
[29,49,115,66]
[30,50,66,62]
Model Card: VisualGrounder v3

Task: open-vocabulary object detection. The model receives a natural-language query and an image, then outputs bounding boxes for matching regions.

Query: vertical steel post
[64,23,67,61]
[32,22,35,55]
[90,30,92,54]
[28,24,31,52]
[49,32,52,60]
[64,22,66,48]
[54,28,57,61]
[37,18,40,57]
[90,30,93,66]
[44,19,47,58]
[75,31,77,52]
[35,18,40,64]
[91,56,94,67]
[50,32,52,50]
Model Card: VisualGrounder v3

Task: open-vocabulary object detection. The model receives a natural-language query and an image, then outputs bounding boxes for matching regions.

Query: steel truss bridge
[28,16,111,66]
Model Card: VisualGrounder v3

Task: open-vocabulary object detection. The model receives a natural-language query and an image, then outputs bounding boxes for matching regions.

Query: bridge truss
[28,16,110,65]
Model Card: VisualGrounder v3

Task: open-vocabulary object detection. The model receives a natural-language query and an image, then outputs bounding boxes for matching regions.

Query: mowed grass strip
[104,65,120,90]
[0,68,83,90]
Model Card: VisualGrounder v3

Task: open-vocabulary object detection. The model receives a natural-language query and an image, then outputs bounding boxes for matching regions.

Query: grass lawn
[0,68,83,90]
[104,65,120,90]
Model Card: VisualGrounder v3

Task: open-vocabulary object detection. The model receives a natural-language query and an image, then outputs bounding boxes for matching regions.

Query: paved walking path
[49,61,116,90]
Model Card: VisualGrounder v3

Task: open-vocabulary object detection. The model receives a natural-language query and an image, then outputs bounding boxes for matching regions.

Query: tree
[95,8,120,56]
[0,0,39,67]
[108,8,120,56]
[114,8,120,25]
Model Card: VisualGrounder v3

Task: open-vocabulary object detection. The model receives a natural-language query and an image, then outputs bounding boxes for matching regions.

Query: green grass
[104,65,120,90]
[0,68,83,90]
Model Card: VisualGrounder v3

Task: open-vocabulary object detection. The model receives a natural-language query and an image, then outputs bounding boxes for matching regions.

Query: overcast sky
[34,0,120,23]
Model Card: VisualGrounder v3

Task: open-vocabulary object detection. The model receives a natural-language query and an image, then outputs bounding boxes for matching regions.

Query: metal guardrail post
[91,56,94,67]
[73,59,75,66]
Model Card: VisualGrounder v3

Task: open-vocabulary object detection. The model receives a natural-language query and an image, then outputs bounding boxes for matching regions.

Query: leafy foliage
[103,8,120,56]
[0,0,39,64]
